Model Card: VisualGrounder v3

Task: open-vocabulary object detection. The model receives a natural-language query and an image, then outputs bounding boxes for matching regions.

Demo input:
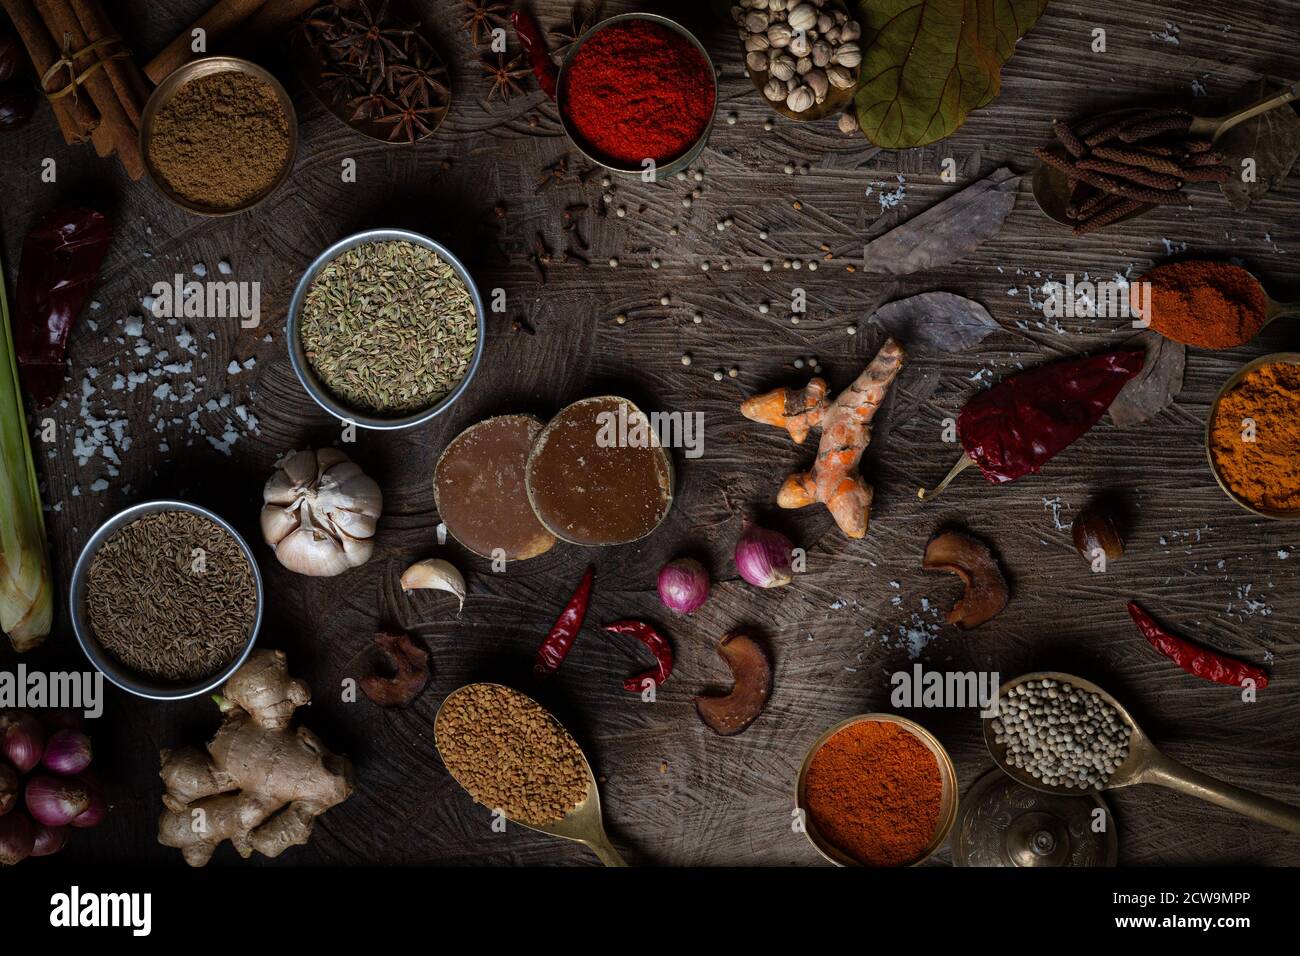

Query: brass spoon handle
[1265,299,1300,323]
[586,833,629,867]
[1196,81,1300,141]
[1145,752,1300,834]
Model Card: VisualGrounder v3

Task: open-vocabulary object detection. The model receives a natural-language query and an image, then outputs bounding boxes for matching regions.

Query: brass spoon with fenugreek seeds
[434,683,627,866]
[985,672,1300,833]
[1034,83,1299,229]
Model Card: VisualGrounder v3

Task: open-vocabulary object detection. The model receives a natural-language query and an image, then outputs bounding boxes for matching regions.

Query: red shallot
[1,711,44,774]
[24,774,90,827]
[0,811,34,865]
[31,822,68,857]
[734,521,795,589]
[657,558,710,614]
[41,729,92,776]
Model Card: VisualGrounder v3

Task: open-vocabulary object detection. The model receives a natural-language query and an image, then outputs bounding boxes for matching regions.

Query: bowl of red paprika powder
[796,714,959,867]
[557,13,718,180]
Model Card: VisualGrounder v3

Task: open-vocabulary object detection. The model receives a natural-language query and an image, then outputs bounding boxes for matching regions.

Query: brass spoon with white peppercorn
[734,0,862,122]
[985,672,1300,834]
[434,683,628,866]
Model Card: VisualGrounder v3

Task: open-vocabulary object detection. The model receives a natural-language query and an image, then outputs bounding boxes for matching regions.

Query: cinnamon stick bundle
[144,0,268,85]
[0,0,97,142]
[33,0,143,178]
[69,0,148,129]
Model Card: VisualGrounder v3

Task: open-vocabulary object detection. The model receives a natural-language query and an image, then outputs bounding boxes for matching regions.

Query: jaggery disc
[434,415,557,560]
[526,396,674,546]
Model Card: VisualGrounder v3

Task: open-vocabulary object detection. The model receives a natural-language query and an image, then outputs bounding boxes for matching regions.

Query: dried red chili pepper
[13,206,112,409]
[1127,601,1269,689]
[510,10,557,100]
[921,349,1144,498]
[533,565,594,678]
[603,619,674,693]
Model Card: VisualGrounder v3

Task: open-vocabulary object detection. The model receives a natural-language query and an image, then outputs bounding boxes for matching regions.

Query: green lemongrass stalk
[0,253,52,651]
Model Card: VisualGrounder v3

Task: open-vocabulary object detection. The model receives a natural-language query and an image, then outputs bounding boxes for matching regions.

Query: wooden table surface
[2,0,1297,867]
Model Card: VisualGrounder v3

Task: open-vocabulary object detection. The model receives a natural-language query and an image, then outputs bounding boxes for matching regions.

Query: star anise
[335,0,412,76]
[347,92,392,123]
[549,2,602,57]
[461,0,509,47]
[318,62,366,106]
[374,101,443,143]
[389,58,449,108]
[300,4,344,48]
[480,53,528,101]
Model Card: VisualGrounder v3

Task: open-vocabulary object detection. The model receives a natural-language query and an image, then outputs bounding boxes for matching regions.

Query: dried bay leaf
[1108,331,1185,428]
[854,0,1050,149]
[1216,80,1300,212]
[869,292,1001,352]
[862,167,1021,275]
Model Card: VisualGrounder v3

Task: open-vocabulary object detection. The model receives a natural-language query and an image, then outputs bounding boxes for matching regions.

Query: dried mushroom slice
[696,631,773,736]
[921,530,1009,629]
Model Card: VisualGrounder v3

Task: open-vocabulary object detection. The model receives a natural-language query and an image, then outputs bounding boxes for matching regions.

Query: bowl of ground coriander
[70,501,263,700]
[141,57,297,216]
[288,229,485,430]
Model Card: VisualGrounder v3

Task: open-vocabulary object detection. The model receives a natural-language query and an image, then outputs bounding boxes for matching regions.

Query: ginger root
[742,339,905,538]
[158,649,354,866]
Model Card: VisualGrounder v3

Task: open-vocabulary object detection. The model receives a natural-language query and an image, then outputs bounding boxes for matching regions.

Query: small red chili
[603,620,673,693]
[1127,601,1269,689]
[533,565,594,679]
[510,10,558,100]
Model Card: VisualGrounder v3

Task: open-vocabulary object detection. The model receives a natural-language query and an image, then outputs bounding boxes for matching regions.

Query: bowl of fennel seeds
[70,501,263,701]
[288,229,485,430]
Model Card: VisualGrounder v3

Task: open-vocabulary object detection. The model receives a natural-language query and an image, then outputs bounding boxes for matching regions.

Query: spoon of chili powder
[1131,260,1295,349]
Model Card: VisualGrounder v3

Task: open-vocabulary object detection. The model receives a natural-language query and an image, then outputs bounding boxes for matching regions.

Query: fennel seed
[299,240,478,416]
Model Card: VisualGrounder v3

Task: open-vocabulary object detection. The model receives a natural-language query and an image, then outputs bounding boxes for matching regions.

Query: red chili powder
[1132,260,1268,349]
[560,19,715,166]
[804,720,943,867]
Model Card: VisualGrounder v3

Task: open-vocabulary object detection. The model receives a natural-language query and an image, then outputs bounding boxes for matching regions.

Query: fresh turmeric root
[743,339,905,538]
[158,650,354,866]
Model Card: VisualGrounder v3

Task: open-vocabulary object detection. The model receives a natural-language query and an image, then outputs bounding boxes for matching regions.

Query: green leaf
[854,0,1050,149]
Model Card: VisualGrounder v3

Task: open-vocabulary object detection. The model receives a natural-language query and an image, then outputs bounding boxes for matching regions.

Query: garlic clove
[329,507,379,540]
[400,558,466,612]
[316,447,350,471]
[263,470,301,506]
[260,505,298,547]
[339,533,375,568]
[275,527,354,577]
[279,449,318,487]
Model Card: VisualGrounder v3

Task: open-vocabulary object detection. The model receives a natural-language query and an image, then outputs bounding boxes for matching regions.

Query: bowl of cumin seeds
[70,501,263,701]
[287,228,486,430]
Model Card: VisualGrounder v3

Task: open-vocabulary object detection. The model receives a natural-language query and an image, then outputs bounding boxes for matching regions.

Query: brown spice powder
[148,70,290,212]
[1210,361,1300,513]
[436,684,589,826]
[804,720,942,867]
[86,510,257,682]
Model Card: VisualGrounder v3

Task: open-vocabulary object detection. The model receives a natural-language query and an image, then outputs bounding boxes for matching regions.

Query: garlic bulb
[261,448,383,577]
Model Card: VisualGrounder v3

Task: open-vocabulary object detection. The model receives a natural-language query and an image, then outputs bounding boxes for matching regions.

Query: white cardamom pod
[817,12,833,32]
[787,2,817,31]
[834,42,861,67]
[826,64,856,89]
[788,31,811,56]
[767,23,793,47]
[766,54,794,81]
[786,85,815,112]
[745,32,770,51]
[840,20,861,41]
[763,78,787,101]
[838,110,859,135]
[744,10,769,31]
[806,68,830,103]
[747,50,769,72]
[796,55,813,75]
[812,40,832,67]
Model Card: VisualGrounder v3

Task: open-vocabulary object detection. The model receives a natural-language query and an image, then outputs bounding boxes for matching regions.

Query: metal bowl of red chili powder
[796,714,959,867]
[557,13,717,179]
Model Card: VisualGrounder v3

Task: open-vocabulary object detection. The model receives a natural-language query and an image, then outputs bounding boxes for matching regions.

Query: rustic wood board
[1,0,1297,867]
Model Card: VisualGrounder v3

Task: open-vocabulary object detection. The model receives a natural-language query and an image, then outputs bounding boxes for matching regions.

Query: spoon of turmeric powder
[1130,260,1297,349]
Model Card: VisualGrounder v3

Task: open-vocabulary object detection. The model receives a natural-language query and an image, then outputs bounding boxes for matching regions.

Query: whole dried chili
[533,565,594,679]
[510,9,557,100]
[1128,601,1269,689]
[921,349,1145,498]
[603,620,673,693]
[14,206,112,409]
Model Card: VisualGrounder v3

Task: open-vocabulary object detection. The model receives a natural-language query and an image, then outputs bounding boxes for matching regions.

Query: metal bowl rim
[286,228,487,431]
[140,56,299,218]
[795,712,960,867]
[1204,351,1300,521]
[69,499,263,701]
[555,12,718,178]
